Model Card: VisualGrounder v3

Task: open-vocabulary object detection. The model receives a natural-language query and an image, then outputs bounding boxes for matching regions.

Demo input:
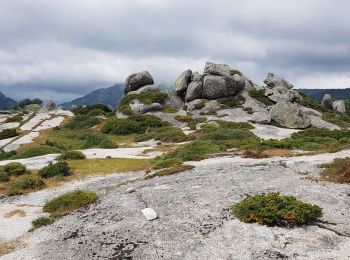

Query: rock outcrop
[269,101,311,129]
[263,73,300,103]
[129,99,163,114]
[264,73,294,89]
[124,71,154,94]
[321,94,333,110]
[175,62,252,101]
[41,100,58,112]
[126,85,159,95]
[332,100,346,114]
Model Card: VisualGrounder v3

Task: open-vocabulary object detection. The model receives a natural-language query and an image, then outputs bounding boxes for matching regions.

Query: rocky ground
[1,149,349,260]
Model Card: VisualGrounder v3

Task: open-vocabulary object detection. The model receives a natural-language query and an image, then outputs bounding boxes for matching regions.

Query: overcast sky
[0,0,350,103]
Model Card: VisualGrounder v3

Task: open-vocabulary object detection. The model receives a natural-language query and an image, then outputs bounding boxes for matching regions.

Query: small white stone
[141,208,158,221]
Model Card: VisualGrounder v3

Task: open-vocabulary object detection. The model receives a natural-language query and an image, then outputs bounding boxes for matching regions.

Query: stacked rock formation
[124,71,158,95]
[175,62,253,102]
[40,100,58,112]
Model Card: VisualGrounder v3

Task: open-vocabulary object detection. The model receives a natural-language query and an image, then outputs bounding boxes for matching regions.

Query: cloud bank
[0,0,350,102]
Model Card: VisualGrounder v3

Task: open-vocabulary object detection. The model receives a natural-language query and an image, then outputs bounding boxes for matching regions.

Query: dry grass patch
[68,158,152,175]
[262,149,295,157]
[320,158,350,184]
[4,209,26,218]
[0,240,21,257]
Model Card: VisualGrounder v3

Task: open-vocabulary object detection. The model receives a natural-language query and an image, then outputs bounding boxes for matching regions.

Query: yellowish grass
[0,240,20,256]
[67,158,152,175]
[4,209,26,218]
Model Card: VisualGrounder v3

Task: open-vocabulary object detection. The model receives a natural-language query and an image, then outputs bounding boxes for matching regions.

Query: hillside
[298,88,350,100]
[0,91,16,110]
[60,84,124,109]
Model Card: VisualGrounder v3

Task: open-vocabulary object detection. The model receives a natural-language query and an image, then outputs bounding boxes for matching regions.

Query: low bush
[43,190,98,218]
[215,120,255,131]
[5,114,22,123]
[118,92,168,115]
[0,169,10,182]
[153,158,183,170]
[9,176,45,195]
[97,139,118,148]
[58,151,86,160]
[87,109,106,116]
[174,115,193,122]
[72,104,111,115]
[231,192,323,226]
[134,126,187,143]
[322,112,350,128]
[0,150,17,160]
[38,161,72,179]
[65,115,101,129]
[102,115,167,135]
[162,107,178,113]
[320,157,350,183]
[11,146,61,159]
[0,129,18,140]
[217,96,245,108]
[44,140,70,150]
[78,132,118,148]
[31,217,54,229]
[3,162,28,176]
[248,89,275,106]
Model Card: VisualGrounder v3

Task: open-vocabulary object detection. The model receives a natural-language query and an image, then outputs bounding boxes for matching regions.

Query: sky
[0,0,350,103]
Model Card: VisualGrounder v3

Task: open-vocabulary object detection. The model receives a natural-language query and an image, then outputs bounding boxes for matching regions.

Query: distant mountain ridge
[298,88,350,101]
[60,84,124,109]
[0,91,16,110]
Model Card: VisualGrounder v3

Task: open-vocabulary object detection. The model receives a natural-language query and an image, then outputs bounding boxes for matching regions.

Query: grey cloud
[0,0,349,102]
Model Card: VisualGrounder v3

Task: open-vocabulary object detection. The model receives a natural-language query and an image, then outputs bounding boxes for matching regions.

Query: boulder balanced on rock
[124,71,154,94]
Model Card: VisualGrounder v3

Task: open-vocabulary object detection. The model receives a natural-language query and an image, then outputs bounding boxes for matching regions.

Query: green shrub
[231,192,323,226]
[161,140,223,162]
[38,161,72,179]
[97,139,118,148]
[0,129,18,140]
[65,115,101,129]
[320,157,350,183]
[153,158,183,170]
[215,120,255,130]
[58,151,86,160]
[162,107,178,113]
[0,150,17,160]
[135,126,187,143]
[102,115,166,135]
[11,146,61,159]
[31,217,54,229]
[77,132,117,148]
[248,89,275,106]
[5,114,22,123]
[322,112,350,128]
[3,162,28,176]
[44,140,71,150]
[174,115,193,122]
[118,92,168,116]
[0,169,10,182]
[87,109,106,116]
[217,96,245,108]
[9,176,45,195]
[72,104,111,115]
[43,190,98,218]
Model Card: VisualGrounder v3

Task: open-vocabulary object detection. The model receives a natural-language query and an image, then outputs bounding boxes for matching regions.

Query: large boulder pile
[263,73,300,103]
[175,62,253,102]
[40,100,58,112]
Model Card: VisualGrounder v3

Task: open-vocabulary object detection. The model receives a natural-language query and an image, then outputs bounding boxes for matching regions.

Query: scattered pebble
[141,208,158,221]
[124,188,136,194]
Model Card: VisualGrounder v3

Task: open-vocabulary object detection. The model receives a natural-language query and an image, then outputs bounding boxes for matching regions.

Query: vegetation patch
[320,158,350,183]
[58,150,86,160]
[248,89,275,106]
[38,161,72,179]
[144,164,194,180]
[31,217,55,229]
[72,104,112,115]
[0,129,18,140]
[64,115,101,129]
[5,114,23,123]
[11,145,61,159]
[217,95,245,108]
[102,115,167,135]
[2,162,28,176]
[0,169,10,182]
[231,192,323,226]
[322,112,350,128]
[43,190,98,218]
[134,126,187,143]
[118,92,168,115]
[174,115,194,122]
[0,150,17,161]
[162,107,178,113]
[153,158,183,170]
[297,93,324,112]
[9,176,45,195]
[68,158,152,175]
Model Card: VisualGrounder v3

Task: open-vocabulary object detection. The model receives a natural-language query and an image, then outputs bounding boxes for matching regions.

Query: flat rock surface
[0,122,20,131]
[251,123,300,140]
[3,132,40,152]
[2,149,350,259]
[20,113,51,131]
[33,116,65,131]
